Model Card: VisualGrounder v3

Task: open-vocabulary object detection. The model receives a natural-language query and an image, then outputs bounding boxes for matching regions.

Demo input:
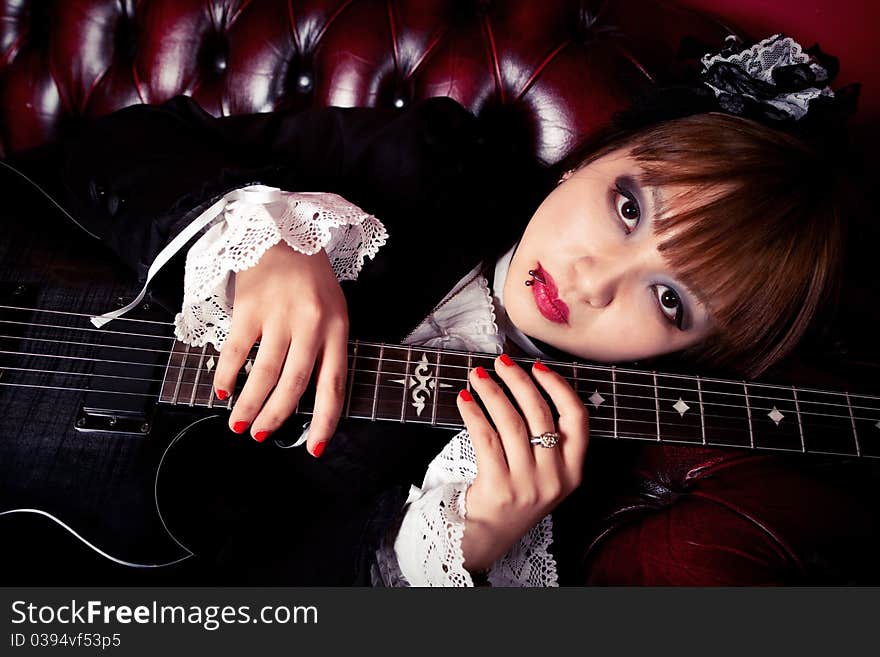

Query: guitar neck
[159,339,880,459]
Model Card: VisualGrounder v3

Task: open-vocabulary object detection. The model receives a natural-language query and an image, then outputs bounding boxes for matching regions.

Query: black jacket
[5,95,555,585]
[8,95,551,344]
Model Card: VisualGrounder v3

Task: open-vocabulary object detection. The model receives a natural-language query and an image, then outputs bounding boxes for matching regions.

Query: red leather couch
[1,0,877,585]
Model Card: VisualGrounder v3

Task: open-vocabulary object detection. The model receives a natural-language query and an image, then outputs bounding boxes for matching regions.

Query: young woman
[5,33,859,585]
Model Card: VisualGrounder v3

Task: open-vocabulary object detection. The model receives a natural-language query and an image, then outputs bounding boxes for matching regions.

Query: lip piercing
[526,269,546,286]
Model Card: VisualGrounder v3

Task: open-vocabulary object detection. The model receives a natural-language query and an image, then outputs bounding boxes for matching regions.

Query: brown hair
[567,112,848,377]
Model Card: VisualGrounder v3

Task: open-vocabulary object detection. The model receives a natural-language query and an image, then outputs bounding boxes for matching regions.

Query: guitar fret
[611,366,618,439]
[845,391,861,457]
[743,382,754,449]
[371,344,384,421]
[466,353,473,393]
[849,393,880,458]
[190,344,207,407]
[399,346,413,422]
[791,385,805,453]
[696,375,706,445]
[653,371,660,441]
[172,343,188,405]
[345,340,359,419]
[692,379,751,448]
[431,349,441,426]
[158,339,175,404]
[207,347,216,407]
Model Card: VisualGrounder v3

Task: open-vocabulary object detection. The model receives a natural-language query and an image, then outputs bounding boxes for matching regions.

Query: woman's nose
[575,258,621,309]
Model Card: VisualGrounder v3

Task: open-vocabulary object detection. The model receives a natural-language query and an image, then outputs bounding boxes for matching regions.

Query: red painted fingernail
[533,361,551,372]
[216,389,229,400]
[499,354,514,367]
[311,441,327,458]
[232,421,249,434]
[459,389,474,402]
[253,430,271,443]
[474,366,490,379]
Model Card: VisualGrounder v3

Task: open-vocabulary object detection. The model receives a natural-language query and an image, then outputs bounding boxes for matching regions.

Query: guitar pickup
[74,407,153,435]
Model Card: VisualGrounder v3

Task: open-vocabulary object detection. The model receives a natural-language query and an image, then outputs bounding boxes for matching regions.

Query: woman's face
[505,149,714,363]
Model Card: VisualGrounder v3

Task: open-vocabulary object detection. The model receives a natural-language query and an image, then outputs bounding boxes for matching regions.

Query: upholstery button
[297,73,313,93]
[198,31,229,76]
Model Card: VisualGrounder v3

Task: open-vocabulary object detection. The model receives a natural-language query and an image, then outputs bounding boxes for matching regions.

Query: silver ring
[529,431,560,448]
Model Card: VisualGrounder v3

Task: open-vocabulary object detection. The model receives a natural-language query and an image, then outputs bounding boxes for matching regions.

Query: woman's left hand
[457,355,590,573]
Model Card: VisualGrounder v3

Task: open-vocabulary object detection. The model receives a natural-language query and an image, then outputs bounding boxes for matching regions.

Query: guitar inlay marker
[588,391,605,408]
[390,354,451,417]
[244,359,253,375]
[673,398,690,416]
[768,407,784,425]
[205,356,215,372]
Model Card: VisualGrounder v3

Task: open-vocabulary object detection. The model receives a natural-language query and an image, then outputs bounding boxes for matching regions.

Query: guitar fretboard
[159,339,880,458]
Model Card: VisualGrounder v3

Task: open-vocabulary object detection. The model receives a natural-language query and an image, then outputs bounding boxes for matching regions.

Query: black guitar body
[0,197,450,585]
[0,204,198,582]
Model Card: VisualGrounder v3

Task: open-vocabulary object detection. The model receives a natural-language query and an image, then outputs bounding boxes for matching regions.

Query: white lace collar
[492,243,551,359]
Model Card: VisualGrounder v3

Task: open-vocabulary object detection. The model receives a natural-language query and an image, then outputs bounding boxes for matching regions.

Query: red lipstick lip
[531,264,569,324]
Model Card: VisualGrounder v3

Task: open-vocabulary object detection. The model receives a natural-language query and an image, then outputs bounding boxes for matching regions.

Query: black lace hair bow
[615,33,860,158]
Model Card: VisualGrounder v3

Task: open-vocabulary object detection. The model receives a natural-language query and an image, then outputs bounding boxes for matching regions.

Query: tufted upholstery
[0,0,742,162]
[1,0,877,585]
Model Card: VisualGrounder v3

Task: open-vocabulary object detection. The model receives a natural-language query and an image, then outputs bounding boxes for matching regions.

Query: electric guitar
[2,161,878,583]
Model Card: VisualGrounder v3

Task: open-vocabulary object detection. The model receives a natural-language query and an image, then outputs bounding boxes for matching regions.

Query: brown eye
[653,284,684,329]
[614,187,640,233]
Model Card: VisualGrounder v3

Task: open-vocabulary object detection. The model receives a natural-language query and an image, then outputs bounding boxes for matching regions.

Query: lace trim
[477,271,499,338]
[487,515,558,587]
[173,190,387,350]
[701,34,833,120]
[392,481,473,587]
[402,265,501,354]
[391,430,559,587]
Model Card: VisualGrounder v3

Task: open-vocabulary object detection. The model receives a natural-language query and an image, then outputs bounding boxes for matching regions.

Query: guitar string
[3,326,879,419]
[1,367,875,439]
[4,340,877,425]
[1,381,854,454]
[4,336,880,429]
[0,371,817,427]
[3,337,879,425]
[3,315,870,416]
[3,306,878,402]
[0,303,174,326]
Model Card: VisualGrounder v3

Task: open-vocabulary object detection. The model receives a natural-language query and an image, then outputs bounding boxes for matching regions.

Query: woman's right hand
[211,241,350,457]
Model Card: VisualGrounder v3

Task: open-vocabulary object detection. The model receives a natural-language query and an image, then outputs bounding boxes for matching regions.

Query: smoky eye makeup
[611,175,648,235]
[652,283,688,330]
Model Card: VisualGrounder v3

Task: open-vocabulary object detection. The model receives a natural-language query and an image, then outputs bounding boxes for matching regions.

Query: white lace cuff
[487,514,558,587]
[388,430,559,587]
[172,188,388,350]
[393,482,473,587]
